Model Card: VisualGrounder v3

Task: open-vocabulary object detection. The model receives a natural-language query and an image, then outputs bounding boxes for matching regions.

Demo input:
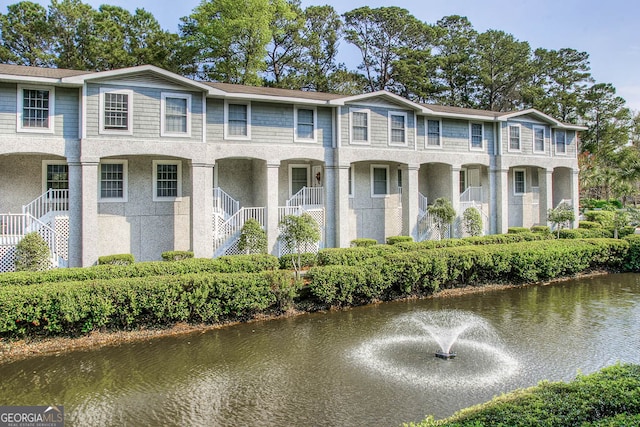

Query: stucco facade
[0,64,584,270]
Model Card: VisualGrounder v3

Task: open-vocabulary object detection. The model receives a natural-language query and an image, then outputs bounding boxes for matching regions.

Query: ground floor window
[44,162,68,191]
[371,165,389,196]
[290,166,309,196]
[514,169,526,195]
[100,161,127,201]
[153,160,182,200]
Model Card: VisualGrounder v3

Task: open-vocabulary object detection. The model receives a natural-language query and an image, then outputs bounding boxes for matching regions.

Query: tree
[613,210,630,239]
[264,0,304,88]
[180,0,272,84]
[474,30,532,111]
[0,1,55,66]
[279,213,320,278]
[48,0,97,70]
[428,198,456,240]
[343,6,428,93]
[462,207,483,237]
[238,218,268,254]
[548,203,575,237]
[432,15,478,107]
[15,232,51,272]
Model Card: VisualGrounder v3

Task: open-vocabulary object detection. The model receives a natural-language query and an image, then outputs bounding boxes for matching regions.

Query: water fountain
[350,309,519,388]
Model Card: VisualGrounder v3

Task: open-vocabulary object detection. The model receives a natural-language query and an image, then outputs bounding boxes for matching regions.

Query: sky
[6,0,640,110]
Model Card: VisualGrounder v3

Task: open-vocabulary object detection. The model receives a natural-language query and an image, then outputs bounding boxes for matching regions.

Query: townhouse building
[0,64,583,271]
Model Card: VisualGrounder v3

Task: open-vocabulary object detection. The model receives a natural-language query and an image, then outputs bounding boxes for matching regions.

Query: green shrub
[579,221,602,229]
[584,210,615,228]
[624,234,640,271]
[161,251,194,261]
[530,225,552,235]
[558,229,583,239]
[462,207,483,237]
[238,219,267,254]
[618,226,636,238]
[0,254,280,287]
[410,364,640,427]
[508,227,530,234]
[98,254,134,265]
[279,252,317,270]
[0,270,292,337]
[14,232,51,272]
[386,235,413,245]
[317,245,400,266]
[350,238,378,247]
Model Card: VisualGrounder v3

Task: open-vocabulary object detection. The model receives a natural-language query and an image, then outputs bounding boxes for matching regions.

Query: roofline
[498,108,588,130]
[61,65,224,95]
[329,90,426,111]
[0,74,75,85]
[209,92,333,105]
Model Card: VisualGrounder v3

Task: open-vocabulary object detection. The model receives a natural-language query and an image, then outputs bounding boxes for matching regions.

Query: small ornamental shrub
[350,238,378,247]
[530,225,552,235]
[279,214,321,278]
[97,254,135,265]
[548,203,575,237]
[578,221,601,229]
[584,210,615,228]
[161,251,194,261]
[463,207,483,237]
[238,219,267,254]
[386,236,413,245]
[428,198,455,240]
[14,232,51,272]
[508,227,530,234]
[558,229,583,239]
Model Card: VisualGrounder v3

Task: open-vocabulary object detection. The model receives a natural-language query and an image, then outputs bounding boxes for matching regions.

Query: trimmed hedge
[98,254,134,265]
[161,251,194,261]
[508,227,530,234]
[279,252,317,270]
[0,270,294,338]
[409,363,640,427]
[307,239,628,306]
[0,254,280,287]
[579,220,602,229]
[350,238,378,247]
[530,225,551,235]
[386,235,413,245]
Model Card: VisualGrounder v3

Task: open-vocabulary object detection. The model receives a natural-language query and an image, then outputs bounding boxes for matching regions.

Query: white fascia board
[0,75,68,85]
[61,64,221,95]
[423,111,498,121]
[329,90,424,111]
[215,93,330,105]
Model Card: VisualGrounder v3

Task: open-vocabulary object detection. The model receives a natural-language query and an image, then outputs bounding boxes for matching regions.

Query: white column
[496,168,510,234]
[324,165,337,248]
[67,160,82,268]
[80,159,99,267]
[539,168,553,227]
[571,168,580,228]
[191,162,214,258]
[451,166,461,237]
[266,162,280,255]
[335,164,351,247]
[402,164,420,240]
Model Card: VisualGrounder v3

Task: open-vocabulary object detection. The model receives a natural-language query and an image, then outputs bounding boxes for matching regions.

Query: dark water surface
[1,273,640,426]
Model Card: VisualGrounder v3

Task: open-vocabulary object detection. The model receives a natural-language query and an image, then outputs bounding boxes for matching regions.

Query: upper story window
[350,109,370,144]
[100,160,128,201]
[388,112,407,146]
[514,169,526,195]
[224,101,251,140]
[18,86,54,133]
[426,119,441,147]
[371,165,389,197]
[153,160,182,201]
[161,92,191,137]
[470,122,483,150]
[555,130,567,154]
[100,88,133,135]
[295,107,316,142]
[509,125,521,151]
[533,125,545,153]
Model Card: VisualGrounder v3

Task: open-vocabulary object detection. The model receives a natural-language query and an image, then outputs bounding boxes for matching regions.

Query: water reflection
[1,274,640,426]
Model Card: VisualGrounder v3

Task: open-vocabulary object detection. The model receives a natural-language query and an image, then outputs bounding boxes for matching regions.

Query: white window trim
[224,100,251,140]
[513,168,526,195]
[17,85,55,134]
[99,87,133,135]
[533,125,546,154]
[161,92,192,138]
[425,118,442,149]
[152,160,182,201]
[348,166,354,198]
[370,164,389,198]
[508,124,521,152]
[349,108,370,145]
[288,164,310,197]
[469,122,484,151]
[388,111,408,147]
[41,160,68,193]
[99,159,128,202]
[294,106,317,143]
[459,168,468,194]
[555,130,567,155]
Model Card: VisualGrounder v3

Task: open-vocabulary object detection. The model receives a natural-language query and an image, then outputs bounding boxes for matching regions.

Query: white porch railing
[22,189,69,220]
[460,186,483,203]
[417,210,450,241]
[458,201,490,236]
[213,187,239,219]
[419,192,428,213]
[213,207,266,256]
[286,186,323,207]
[556,199,572,208]
[0,213,64,269]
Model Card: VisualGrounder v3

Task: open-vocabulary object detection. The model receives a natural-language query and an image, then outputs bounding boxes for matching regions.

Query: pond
[1,273,640,426]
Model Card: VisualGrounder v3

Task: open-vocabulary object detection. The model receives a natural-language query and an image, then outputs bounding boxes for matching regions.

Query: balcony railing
[213,187,239,219]
[286,186,323,207]
[22,189,69,220]
[460,186,483,203]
